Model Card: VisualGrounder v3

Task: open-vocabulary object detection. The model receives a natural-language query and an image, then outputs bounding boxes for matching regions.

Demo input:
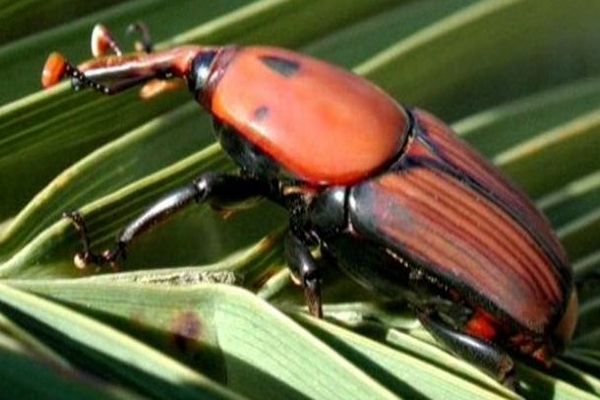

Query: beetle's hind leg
[417,311,517,390]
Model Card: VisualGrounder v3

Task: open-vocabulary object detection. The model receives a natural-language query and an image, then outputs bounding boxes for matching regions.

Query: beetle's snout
[42,52,68,88]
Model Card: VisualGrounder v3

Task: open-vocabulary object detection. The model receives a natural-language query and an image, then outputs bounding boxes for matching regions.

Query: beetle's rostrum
[43,24,577,389]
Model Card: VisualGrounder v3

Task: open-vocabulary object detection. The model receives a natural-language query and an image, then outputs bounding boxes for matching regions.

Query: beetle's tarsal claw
[126,21,153,53]
[73,253,86,269]
[73,251,98,270]
[303,276,323,318]
[73,249,119,271]
[100,249,122,272]
[63,211,124,270]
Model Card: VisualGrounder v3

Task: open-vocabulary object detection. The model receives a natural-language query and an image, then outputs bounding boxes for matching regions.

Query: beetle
[42,24,577,388]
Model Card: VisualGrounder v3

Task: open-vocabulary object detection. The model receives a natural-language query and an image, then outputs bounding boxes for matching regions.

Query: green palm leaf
[0,1,598,398]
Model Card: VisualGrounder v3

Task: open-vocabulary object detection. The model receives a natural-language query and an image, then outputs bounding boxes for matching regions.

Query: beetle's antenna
[42,52,112,94]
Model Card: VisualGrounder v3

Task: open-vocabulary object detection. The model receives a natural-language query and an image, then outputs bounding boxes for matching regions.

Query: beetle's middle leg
[284,231,323,318]
[64,172,269,269]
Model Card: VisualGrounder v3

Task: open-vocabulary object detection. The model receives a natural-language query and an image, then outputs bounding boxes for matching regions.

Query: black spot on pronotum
[253,105,269,121]
[260,55,300,77]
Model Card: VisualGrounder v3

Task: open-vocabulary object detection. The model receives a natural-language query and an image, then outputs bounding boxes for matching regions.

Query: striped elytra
[349,109,573,335]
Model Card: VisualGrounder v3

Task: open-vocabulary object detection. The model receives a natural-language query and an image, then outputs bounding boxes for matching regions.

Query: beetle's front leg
[285,232,323,318]
[64,172,268,270]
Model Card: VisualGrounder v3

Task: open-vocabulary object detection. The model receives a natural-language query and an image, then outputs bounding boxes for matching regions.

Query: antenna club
[42,52,68,88]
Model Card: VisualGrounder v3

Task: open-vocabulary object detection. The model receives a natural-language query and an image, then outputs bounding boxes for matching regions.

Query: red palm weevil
[42,24,577,388]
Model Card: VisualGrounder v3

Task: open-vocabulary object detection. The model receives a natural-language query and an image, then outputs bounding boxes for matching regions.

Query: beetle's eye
[188,50,217,94]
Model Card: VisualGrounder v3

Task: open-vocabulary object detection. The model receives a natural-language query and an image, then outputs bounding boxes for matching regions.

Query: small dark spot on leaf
[254,105,269,121]
[171,311,202,353]
[260,55,300,77]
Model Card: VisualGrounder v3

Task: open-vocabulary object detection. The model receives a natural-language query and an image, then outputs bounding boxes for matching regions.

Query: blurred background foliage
[0,0,598,398]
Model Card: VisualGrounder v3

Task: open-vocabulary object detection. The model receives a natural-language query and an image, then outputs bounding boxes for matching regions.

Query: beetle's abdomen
[209,47,409,185]
[349,109,573,334]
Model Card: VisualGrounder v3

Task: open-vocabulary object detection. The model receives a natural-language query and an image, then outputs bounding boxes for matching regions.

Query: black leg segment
[65,172,268,269]
[284,231,323,318]
[417,311,516,388]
